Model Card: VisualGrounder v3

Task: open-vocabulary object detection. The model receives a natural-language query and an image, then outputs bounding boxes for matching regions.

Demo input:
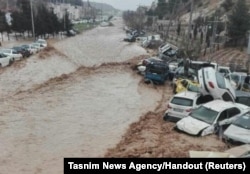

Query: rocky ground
[0,17,234,174]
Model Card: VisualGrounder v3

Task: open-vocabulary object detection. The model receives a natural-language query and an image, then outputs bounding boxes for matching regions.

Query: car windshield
[190,106,219,124]
[233,113,250,129]
[171,97,193,106]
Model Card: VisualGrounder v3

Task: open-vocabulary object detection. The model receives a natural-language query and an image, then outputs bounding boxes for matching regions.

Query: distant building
[48,2,97,21]
[5,12,12,26]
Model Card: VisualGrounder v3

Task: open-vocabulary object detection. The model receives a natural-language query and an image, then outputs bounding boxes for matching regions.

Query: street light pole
[30,0,35,40]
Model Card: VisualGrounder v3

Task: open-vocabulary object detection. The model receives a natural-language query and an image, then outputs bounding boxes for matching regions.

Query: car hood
[224,124,250,144]
[176,116,210,135]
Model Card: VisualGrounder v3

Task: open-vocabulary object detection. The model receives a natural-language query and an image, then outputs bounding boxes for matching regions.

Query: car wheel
[163,113,169,121]
[0,63,2,68]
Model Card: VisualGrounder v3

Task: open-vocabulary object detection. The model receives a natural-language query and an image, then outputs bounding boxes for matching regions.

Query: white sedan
[223,111,250,144]
[176,100,250,136]
[198,67,236,102]
[0,48,22,61]
[0,53,13,67]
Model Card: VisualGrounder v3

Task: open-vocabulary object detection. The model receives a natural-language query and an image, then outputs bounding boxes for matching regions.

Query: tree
[11,11,25,40]
[228,0,250,46]
[155,0,168,19]
[221,0,234,12]
[0,11,8,42]
[122,9,146,31]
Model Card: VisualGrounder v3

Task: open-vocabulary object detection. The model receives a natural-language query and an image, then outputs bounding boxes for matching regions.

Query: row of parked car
[133,40,250,146]
[0,39,47,67]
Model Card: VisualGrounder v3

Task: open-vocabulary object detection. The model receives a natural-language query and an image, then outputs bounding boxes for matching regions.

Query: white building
[48,3,82,20]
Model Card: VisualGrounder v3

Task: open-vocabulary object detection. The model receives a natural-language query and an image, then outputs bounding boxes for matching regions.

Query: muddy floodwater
[0,66,162,173]
[0,17,228,174]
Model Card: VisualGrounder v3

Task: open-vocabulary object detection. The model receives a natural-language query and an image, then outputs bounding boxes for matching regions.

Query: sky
[90,0,154,11]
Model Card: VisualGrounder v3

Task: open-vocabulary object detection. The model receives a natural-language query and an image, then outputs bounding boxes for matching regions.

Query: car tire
[163,113,169,121]
[0,63,2,68]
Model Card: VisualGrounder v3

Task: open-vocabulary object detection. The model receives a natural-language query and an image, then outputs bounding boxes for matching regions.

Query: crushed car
[163,91,213,122]
[175,100,250,136]
[144,61,169,85]
[172,78,200,94]
[223,111,250,144]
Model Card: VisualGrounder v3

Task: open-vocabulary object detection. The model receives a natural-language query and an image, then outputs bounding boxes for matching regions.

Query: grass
[73,22,101,33]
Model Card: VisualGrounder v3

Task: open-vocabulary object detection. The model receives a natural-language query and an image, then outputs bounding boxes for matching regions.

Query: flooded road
[0,17,228,174]
[0,64,162,173]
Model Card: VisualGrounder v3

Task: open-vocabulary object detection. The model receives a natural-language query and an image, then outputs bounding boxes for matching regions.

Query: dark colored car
[144,61,170,84]
[12,46,31,58]
[123,34,136,42]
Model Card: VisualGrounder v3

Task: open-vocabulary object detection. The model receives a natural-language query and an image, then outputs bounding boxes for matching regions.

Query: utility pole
[184,0,194,76]
[187,0,194,51]
[208,16,219,61]
[30,0,35,40]
[63,0,66,31]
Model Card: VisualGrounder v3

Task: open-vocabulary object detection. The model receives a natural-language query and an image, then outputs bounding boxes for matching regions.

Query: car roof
[191,60,217,65]
[218,66,230,69]
[202,99,246,112]
[230,72,247,76]
[173,91,200,100]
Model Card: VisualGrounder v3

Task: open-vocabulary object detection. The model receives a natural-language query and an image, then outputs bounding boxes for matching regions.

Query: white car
[163,91,214,121]
[35,39,47,47]
[31,43,43,51]
[176,100,250,136]
[198,67,236,102]
[0,53,13,67]
[0,48,22,61]
[190,60,218,71]
[223,111,250,144]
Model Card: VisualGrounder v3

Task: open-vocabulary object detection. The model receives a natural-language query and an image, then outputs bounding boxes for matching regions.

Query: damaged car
[175,100,250,136]
[223,111,250,144]
[172,78,200,94]
[198,67,236,102]
[144,61,169,84]
[163,91,214,121]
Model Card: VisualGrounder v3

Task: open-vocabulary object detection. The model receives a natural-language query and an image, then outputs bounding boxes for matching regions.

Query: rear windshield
[171,97,193,106]
[236,97,250,107]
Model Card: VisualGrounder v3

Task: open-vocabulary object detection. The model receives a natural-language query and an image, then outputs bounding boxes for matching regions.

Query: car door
[218,107,241,127]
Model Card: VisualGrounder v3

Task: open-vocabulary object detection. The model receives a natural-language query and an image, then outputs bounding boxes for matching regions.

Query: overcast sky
[91,0,154,11]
